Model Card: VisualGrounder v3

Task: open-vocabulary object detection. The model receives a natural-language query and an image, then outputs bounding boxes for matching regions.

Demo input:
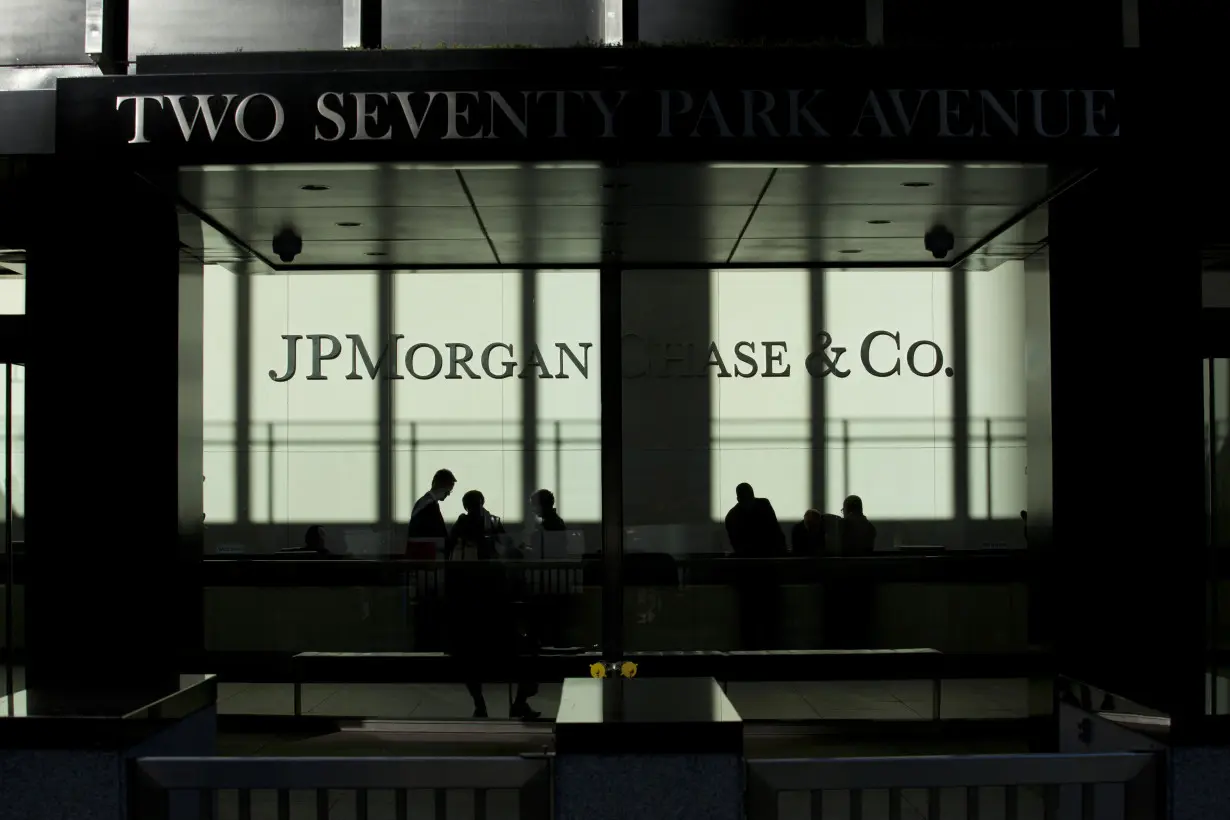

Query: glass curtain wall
[621,262,1030,720]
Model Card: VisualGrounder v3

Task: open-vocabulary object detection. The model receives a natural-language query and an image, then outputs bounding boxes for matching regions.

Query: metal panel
[128,0,344,60]
[0,90,54,153]
[0,0,88,66]
[381,0,602,48]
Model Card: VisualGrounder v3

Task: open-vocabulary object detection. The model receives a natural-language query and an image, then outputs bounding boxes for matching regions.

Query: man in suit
[838,494,876,556]
[724,483,786,557]
[825,494,877,648]
[724,483,786,649]
[407,468,457,550]
[407,469,456,651]
[279,525,331,555]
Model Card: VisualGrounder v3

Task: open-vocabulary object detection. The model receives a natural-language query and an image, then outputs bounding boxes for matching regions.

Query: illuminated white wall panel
[201,263,1028,552]
[0,279,25,315]
[391,271,523,525]
[966,260,1027,519]
[710,269,810,520]
[535,270,602,523]
[202,264,237,524]
[824,269,955,521]
[252,273,380,524]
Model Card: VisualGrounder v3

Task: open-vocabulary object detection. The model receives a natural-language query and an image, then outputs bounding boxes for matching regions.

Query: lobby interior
[0,158,1225,777]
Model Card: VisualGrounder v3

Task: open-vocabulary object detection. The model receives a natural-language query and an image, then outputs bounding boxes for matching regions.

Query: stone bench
[291,647,944,718]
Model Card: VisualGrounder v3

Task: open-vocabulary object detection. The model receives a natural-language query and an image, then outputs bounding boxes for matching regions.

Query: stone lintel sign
[113,87,1118,146]
[268,332,955,382]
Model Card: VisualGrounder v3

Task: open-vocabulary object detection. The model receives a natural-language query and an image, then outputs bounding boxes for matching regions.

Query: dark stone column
[1045,163,1205,724]
[23,165,202,710]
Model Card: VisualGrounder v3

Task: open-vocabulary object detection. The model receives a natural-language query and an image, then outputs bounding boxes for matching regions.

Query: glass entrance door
[1,362,24,716]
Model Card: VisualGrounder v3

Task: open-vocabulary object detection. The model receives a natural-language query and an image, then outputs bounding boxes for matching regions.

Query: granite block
[0,749,119,820]
[1172,746,1230,820]
[123,705,218,820]
[555,753,742,820]
[0,705,216,820]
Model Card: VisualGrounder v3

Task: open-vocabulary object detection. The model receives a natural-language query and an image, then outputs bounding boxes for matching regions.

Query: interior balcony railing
[202,414,1027,526]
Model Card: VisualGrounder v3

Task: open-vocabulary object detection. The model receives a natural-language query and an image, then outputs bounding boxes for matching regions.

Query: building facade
[0,1,1227,815]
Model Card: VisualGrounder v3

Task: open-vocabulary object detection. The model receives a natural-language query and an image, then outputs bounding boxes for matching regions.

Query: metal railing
[746,751,1161,820]
[130,756,551,820]
[203,414,1026,528]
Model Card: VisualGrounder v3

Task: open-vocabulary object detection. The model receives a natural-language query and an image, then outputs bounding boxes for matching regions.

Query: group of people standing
[407,468,567,719]
[723,483,879,649]
[346,471,881,718]
[723,482,877,559]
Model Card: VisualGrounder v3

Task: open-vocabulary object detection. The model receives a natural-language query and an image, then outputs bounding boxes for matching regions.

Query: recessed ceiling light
[900,181,933,188]
[839,249,863,254]
[300,184,330,191]
[365,251,387,257]
[867,219,892,225]
[336,221,361,227]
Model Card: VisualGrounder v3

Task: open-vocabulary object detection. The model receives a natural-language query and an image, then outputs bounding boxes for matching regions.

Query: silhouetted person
[514,488,569,647]
[532,489,566,532]
[519,488,567,558]
[724,483,786,557]
[279,525,330,555]
[407,469,456,650]
[791,509,827,556]
[448,490,504,560]
[838,495,877,556]
[407,468,456,555]
[447,490,540,719]
[825,495,877,648]
[304,525,330,554]
[726,483,785,650]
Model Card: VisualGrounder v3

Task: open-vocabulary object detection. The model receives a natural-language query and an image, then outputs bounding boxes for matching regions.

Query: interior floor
[217,678,1028,721]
